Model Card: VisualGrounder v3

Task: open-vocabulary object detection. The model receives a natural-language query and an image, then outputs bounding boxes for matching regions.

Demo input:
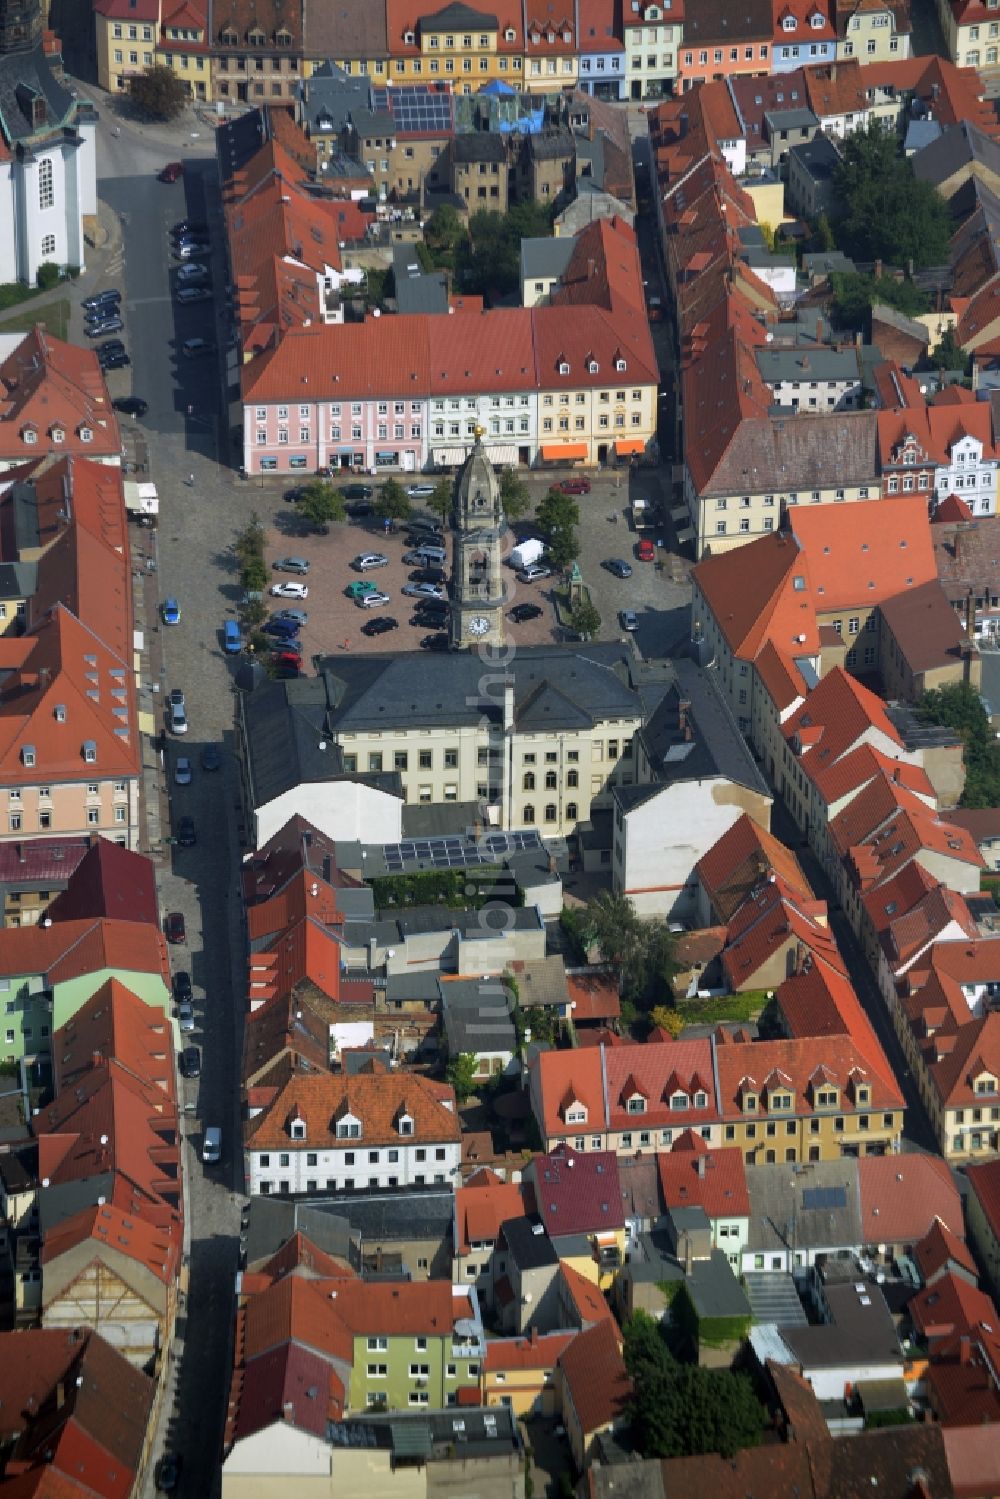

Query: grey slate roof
[621,658,769,810]
[912,120,1000,189]
[789,132,842,183]
[870,302,930,346]
[453,133,508,163]
[421,1,499,29]
[520,235,576,284]
[441,976,516,1055]
[781,1280,902,1370]
[239,675,403,811]
[755,346,861,384]
[704,411,878,497]
[244,1197,353,1266]
[745,1159,862,1254]
[0,45,76,148]
[392,245,449,315]
[507,955,568,1009]
[313,642,663,735]
[299,65,374,137]
[501,1215,559,1270]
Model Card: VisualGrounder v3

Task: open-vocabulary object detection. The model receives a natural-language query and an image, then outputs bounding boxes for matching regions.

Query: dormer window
[855,1084,870,1106]
[627,1093,646,1114]
[974,1072,997,1095]
[557,359,570,375]
[221,27,236,43]
[290,1117,306,1140]
[248,26,265,45]
[815,1088,838,1108]
[336,1117,361,1140]
[783,13,797,28]
[810,9,825,25]
[614,357,626,372]
[669,1091,688,1111]
[79,426,93,443]
[693,1090,707,1109]
[276,27,291,44]
[562,28,571,41]
[769,1091,793,1112]
[83,741,97,764]
[53,705,66,722]
[21,744,35,768]
[398,1112,414,1135]
[504,25,516,39]
[51,426,65,444]
[566,1106,586,1124]
[22,427,37,444]
[586,358,598,374]
[404,28,415,41]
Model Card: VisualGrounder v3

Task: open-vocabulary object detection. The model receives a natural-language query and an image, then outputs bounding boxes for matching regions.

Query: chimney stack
[696,1155,706,1179]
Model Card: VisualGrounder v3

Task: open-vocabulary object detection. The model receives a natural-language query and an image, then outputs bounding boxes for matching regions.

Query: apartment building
[0,330,121,471]
[771,0,837,72]
[243,1072,462,1195]
[937,0,1000,74]
[676,0,773,90]
[833,0,911,61]
[622,0,683,99]
[384,0,526,91]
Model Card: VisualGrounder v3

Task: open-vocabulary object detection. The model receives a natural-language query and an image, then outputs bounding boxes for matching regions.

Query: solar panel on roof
[801,1185,847,1211]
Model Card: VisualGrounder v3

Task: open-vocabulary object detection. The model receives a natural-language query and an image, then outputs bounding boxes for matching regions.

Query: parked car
[619,609,638,632]
[174,756,193,786]
[85,317,124,337]
[420,633,450,651]
[179,1046,200,1078]
[100,353,130,370]
[176,264,209,283]
[97,338,126,358]
[177,1002,196,1033]
[412,598,449,618]
[273,556,310,574]
[113,397,147,417]
[405,483,436,498]
[159,161,183,182]
[270,582,309,599]
[172,971,193,1003]
[346,500,374,518]
[82,289,120,312]
[201,745,222,772]
[168,688,188,735]
[177,815,196,847]
[340,484,373,500]
[202,1127,222,1164]
[402,582,447,600]
[165,912,186,944]
[271,608,308,626]
[604,557,633,578]
[162,597,181,625]
[509,603,543,623]
[409,567,446,585]
[174,242,211,261]
[177,286,212,304]
[262,617,300,640]
[362,616,399,637]
[181,337,215,357]
[346,580,378,599]
[517,563,553,583]
[555,477,592,495]
[223,619,241,654]
[636,537,655,561]
[357,590,391,609]
[271,649,302,670]
[351,553,389,572]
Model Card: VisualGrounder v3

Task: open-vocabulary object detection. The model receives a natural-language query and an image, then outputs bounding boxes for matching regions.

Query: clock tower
[450,430,506,651]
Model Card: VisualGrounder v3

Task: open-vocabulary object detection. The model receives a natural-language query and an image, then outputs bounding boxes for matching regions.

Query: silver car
[352,553,389,571]
[177,1003,196,1033]
[357,590,391,609]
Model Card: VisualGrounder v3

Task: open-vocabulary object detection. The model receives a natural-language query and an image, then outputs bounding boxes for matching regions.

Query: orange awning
[540,442,588,461]
[615,438,646,456]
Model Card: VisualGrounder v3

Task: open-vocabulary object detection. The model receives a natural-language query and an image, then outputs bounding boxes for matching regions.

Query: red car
[636,537,656,561]
[159,162,183,183]
[555,478,592,495]
[165,912,186,944]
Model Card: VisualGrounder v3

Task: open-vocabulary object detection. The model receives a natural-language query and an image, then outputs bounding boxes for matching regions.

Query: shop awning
[433,447,467,465]
[615,438,646,457]
[540,442,588,461]
[485,444,518,466]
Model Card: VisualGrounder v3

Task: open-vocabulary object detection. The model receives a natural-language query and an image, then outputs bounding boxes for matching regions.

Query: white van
[202,1126,221,1164]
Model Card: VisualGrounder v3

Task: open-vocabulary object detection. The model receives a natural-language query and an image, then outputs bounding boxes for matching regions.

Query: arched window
[38,159,53,211]
[544,804,557,822]
[522,771,535,791]
[523,804,535,824]
[565,802,577,820]
[545,770,557,789]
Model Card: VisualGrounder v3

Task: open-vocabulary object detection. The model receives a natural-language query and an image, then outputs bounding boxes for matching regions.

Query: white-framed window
[40,234,56,256]
[38,159,54,211]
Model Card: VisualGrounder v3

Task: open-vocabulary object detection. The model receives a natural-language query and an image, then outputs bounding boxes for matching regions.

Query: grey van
[202,1126,221,1164]
[409,545,447,566]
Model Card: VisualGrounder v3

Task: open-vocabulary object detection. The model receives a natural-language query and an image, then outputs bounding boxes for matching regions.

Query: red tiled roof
[0,331,120,464]
[692,531,818,663]
[244,1071,460,1150]
[532,1046,606,1139]
[884,885,977,970]
[604,1039,718,1133]
[53,978,173,1099]
[934,493,975,523]
[697,813,811,921]
[909,1270,999,1344]
[565,970,620,1023]
[454,1176,527,1256]
[557,1319,630,1436]
[857,1154,965,1248]
[657,1136,750,1218]
[531,1144,624,1237]
[715,1034,904,1118]
[784,668,906,784]
[231,1342,344,1444]
[558,1260,618,1330]
[965,1158,1000,1246]
[720,877,845,992]
[914,1218,977,1285]
[775,964,897,1089]
[788,496,937,610]
[45,840,158,928]
[484,1330,575,1371]
[41,1200,180,1286]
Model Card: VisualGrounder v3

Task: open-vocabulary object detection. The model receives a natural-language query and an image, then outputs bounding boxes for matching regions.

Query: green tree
[234,514,267,593]
[623,1316,764,1460]
[580,892,676,1007]
[927,327,970,373]
[459,201,556,300]
[374,478,413,524]
[295,480,346,534]
[446,1052,479,1102]
[499,467,532,523]
[239,596,268,631]
[129,64,187,121]
[428,477,453,525]
[569,598,601,640]
[833,119,951,269]
[424,204,468,271]
[830,270,930,331]
[649,1004,685,1038]
[917,681,1000,807]
[815,211,835,252]
[536,488,580,571]
[36,262,60,291]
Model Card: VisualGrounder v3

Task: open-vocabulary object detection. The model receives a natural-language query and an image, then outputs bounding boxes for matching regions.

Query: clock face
[468,616,490,636]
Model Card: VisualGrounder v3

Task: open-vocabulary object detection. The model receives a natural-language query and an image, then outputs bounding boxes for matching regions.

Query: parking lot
[257,468,693,663]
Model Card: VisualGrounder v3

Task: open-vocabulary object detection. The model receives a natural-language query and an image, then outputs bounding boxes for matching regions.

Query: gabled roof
[788,495,937,609]
[53,978,173,1098]
[697,812,812,923]
[775,964,897,1088]
[720,876,845,992]
[857,1154,965,1249]
[784,668,906,783]
[484,1330,575,1371]
[715,1035,904,1117]
[965,1159,1000,1247]
[0,917,167,989]
[454,1174,527,1255]
[914,1218,977,1285]
[556,1319,630,1436]
[0,332,120,464]
[41,1199,180,1288]
[45,839,158,927]
[530,1144,624,1238]
[692,530,818,663]
[657,1136,750,1218]
[909,1270,999,1343]
[244,1071,460,1150]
